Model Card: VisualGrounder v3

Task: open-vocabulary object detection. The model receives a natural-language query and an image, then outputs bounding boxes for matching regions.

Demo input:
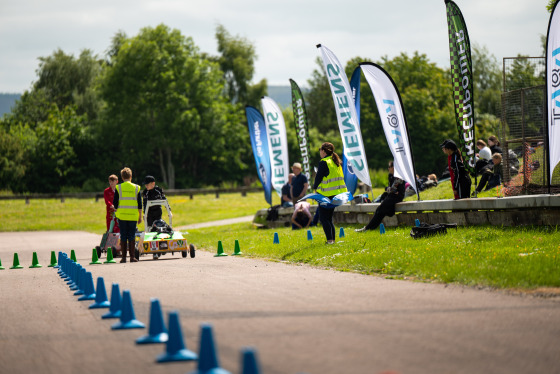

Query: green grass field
[1,189,558,291]
[187,223,560,290]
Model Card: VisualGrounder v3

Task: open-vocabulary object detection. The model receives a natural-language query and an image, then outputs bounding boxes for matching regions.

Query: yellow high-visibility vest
[115,181,140,221]
[317,156,347,196]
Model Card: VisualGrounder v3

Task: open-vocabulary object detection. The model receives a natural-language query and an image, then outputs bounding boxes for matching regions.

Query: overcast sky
[0,0,551,93]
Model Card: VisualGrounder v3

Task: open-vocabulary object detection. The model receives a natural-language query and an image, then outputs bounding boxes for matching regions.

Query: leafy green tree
[0,121,36,192]
[34,49,102,120]
[472,44,502,116]
[99,24,245,188]
[214,24,267,107]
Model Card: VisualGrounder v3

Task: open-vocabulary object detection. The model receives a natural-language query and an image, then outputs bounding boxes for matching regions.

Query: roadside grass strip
[188,223,560,290]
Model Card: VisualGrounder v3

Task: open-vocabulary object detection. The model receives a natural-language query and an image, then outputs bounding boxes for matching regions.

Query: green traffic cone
[0,258,5,270]
[10,253,24,269]
[70,249,77,262]
[29,252,42,268]
[90,248,102,265]
[232,239,242,255]
[214,241,228,257]
[48,250,57,267]
[104,247,116,264]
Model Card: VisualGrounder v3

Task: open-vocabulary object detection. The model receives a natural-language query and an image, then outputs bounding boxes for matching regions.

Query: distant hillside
[0,93,20,116]
[0,88,296,116]
[267,85,292,108]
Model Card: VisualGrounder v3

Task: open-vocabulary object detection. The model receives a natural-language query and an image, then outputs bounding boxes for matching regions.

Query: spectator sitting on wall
[281,173,295,208]
[291,163,309,204]
[475,139,493,175]
[474,153,502,195]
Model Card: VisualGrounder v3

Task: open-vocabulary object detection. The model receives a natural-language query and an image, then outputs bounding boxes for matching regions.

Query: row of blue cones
[55,251,262,374]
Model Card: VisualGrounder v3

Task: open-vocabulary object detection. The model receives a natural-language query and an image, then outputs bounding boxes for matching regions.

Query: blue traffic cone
[307,230,313,241]
[102,283,122,319]
[68,263,80,290]
[57,253,67,275]
[137,298,168,344]
[241,348,261,374]
[66,261,76,283]
[62,256,73,280]
[273,232,279,244]
[53,251,62,268]
[380,223,386,235]
[78,272,96,301]
[111,290,145,330]
[156,311,197,362]
[190,323,231,374]
[89,276,110,309]
[73,267,86,295]
[415,219,420,227]
[339,227,345,238]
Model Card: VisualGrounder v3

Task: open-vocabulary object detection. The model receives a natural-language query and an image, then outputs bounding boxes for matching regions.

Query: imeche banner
[245,105,272,205]
[547,0,560,183]
[317,44,371,187]
[445,0,476,176]
[261,96,290,197]
[360,62,418,194]
[289,79,311,182]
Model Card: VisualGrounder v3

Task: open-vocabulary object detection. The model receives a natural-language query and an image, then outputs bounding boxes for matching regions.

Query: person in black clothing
[142,175,171,228]
[281,173,294,208]
[441,139,471,199]
[356,161,404,232]
[474,153,502,194]
[488,135,503,155]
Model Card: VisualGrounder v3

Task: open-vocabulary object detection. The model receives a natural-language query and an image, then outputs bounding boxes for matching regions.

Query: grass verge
[187,223,560,290]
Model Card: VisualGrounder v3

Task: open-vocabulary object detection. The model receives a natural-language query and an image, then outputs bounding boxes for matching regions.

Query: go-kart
[136,199,195,260]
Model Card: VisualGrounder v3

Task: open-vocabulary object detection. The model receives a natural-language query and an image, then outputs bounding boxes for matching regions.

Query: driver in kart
[142,175,172,228]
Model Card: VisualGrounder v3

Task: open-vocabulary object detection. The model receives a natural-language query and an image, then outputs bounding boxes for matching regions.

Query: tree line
[0,23,516,193]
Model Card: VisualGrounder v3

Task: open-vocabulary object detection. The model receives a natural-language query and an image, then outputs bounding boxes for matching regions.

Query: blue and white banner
[261,96,290,197]
[245,106,272,205]
[317,44,371,187]
[298,191,354,208]
[360,62,418,195]
[547,0,560,183]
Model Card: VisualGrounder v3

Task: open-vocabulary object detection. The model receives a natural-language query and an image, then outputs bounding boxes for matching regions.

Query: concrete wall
[254,194,560,228]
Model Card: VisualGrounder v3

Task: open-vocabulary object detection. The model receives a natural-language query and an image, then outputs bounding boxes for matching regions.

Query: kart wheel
[189,244,196,258]
[95,246,102,259]
[182,250,187,258]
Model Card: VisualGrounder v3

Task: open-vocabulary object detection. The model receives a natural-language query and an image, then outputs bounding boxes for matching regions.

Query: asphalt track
[0,230,559,374]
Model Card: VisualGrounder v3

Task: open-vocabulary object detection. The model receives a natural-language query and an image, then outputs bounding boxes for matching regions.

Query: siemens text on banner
[289,79,311,182]
[245,106,272,205]
[261,96,290,197]
[317,44,371,187]
[547,0,560,183]
[445,0,476,176]
[360,62,418,194]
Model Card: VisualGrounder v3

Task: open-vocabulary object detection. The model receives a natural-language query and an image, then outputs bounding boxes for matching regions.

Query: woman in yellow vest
[112,167,143,263]
[312,142,347,244]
